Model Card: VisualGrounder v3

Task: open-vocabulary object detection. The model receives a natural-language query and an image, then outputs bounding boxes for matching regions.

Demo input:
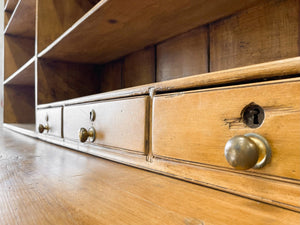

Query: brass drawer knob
[79,127,96,143]
[38,124,50,133]
[224,133,271,170]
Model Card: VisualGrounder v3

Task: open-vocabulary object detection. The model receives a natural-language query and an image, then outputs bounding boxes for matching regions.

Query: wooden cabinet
[2,0,300,223]
[64,97,149,153]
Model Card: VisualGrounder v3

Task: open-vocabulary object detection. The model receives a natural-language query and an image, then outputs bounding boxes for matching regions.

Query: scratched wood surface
[0,128,299,225]
[153,79,300,180]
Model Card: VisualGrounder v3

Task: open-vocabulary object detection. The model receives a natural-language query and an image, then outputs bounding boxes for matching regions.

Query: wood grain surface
[123,47,155,88]
[4,35,34,80]
[157,26,208,81]
[64,97,149,153]
[37,59,101,104]
[1,128,299,224]
[37,0,99,52]
[4,85,35,123]
[98,59,122,93]
[152,79,300,180]
[36,107,62,138]
[39,0,260,63]
[4,0,35,38]
[210,0,300,71]
[4,0,18,11]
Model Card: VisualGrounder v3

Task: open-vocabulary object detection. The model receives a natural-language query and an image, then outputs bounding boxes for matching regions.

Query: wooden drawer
[152,79,300,180]
[36,107,63,138]
[64,97,149,153]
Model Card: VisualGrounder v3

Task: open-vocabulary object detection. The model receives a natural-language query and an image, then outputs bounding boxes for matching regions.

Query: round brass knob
[38,124,50,133]
[224,133,271,170]
[79,127,96,143]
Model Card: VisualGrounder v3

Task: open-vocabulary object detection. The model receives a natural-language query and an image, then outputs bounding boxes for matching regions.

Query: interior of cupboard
[37,0,101,52]
[4,0,36,81]
[3,60,35,125]
[37,0,300,105]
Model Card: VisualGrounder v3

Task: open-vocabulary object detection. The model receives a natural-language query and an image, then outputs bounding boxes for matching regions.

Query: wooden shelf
[4,57,35,86]
[39,0,260,64]
[4,0,35,38]
[4,0,18,12]
[4,35,35,80]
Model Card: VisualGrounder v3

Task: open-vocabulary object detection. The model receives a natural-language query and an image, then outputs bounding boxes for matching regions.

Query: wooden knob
[79,127,96,143]
[38,124,49,133]
[224,133,271,170]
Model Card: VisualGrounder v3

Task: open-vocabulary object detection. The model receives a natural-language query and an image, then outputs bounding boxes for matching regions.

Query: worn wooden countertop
[0,127,299,225]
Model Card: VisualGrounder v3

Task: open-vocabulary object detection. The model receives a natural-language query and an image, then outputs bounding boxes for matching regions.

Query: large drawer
[152,80,300,180]
[36,107,63,138]
[64,96,149,153]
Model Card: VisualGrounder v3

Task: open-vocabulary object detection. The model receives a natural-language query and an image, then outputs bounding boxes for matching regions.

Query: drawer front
[152,80,300,180]
[64,97,148,153]
[36,107,63,137]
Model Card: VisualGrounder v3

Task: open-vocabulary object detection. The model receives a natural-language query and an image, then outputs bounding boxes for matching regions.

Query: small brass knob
[38,124,50,133]
[224,133,271,170]
[79,127,96,143]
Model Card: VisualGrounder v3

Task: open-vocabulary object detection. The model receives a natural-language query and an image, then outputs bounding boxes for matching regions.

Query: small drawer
[36,107,63,137]
[64,96,149,153]
[152,80,300,180]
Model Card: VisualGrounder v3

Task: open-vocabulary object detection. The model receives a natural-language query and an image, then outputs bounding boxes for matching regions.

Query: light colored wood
[39,0,260,63]
[1,128,300,225]
[36,107,62,138]
[37,0,100,52]
[4,0,35,38]
[210,0,300,71]
[4,35,34,80]
[64,96,149,153]
[37,57,300,109]
[152,79,300,180]
[4,56,35,86]
[157,26,208,81]
[99,59,122,92]
[4,0,18,12]
[123,47,155,88]
[37,59,101,104]
[4,85,35,123]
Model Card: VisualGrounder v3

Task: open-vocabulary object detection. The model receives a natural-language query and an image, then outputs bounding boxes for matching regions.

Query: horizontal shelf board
[39,0,260,64]
[3,123,37,138]
[37,57,300,108]
[4,57,35,86]
[4,0,18,12]
[4,0,35,38]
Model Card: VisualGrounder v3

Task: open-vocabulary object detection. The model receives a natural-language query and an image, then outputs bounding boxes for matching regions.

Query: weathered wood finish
[4,0,35,38]
[36,107,62,138]
[39,0,260,63]
[4,85,35,123]
[152,79,300,180]
[64,96,149,153]
[123,47,155,88]
[210,0,300,71]
[4,35,34,80]
[4,0,18,12]
[157,26,208,81]
[1,128,300,224]
[37,59,101,104]
[37,0,100,52]
[98,60,122,93]
[4,57,34,86]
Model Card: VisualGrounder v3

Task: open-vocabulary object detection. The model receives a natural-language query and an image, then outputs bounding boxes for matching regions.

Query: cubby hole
[3,60,36,131]
[4,35,35,80]
[37,0,101,52]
